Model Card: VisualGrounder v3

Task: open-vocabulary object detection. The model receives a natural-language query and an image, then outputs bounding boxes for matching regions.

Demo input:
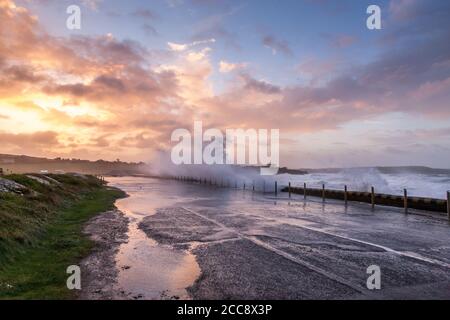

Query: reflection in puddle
[109,178,201,300]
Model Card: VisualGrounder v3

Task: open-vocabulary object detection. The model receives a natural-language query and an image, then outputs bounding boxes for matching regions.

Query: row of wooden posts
[175,176,450,221]
[176,175,260,192]
[287,183,449,218]
[288,183,406,211]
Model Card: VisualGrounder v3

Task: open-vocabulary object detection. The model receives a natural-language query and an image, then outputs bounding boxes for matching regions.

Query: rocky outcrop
[0,177,27,194]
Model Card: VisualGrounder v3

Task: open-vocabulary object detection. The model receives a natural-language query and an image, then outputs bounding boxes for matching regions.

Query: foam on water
[147,152,449,199]
[277,168,450,200]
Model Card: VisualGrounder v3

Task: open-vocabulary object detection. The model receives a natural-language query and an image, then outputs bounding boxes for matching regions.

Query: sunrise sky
[0,0,449,168]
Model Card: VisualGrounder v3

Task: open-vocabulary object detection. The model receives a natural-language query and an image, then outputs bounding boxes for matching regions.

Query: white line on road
[181,206,372,296]
[245,210,450,269]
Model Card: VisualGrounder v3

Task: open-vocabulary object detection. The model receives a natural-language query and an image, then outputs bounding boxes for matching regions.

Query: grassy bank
[0,174,125,299]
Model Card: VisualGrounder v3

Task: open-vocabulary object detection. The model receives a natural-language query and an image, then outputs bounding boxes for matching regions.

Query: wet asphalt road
[110,177,450,300]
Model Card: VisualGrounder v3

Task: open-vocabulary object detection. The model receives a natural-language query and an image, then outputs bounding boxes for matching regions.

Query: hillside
[0,154,148,175]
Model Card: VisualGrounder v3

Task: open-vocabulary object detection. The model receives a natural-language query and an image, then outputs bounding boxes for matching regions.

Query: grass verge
[0,174,125,299]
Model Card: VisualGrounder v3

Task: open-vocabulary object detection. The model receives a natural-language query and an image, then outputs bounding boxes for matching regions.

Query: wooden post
[288,182,291,199]
[344,185,348,205]
[404,189,408,214]
[371,186,375,209]
[304,182,307,200]
[322,184,325,202]
[275,181,278,196]
[446,191,449,221]
[253,181,255,192]
[243,183,246,190]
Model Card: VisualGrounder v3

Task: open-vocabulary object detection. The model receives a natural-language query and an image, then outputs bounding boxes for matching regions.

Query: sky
[0,0,449,168]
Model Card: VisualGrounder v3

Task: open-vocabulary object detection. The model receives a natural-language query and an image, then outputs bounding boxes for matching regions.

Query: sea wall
[282,186,448,214]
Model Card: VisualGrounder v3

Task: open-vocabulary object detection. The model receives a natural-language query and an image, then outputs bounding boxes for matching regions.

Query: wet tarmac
[108,177,450,300]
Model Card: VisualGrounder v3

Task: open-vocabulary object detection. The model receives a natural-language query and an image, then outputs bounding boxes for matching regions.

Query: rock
[0,177,28,194]
[26,175,51,185]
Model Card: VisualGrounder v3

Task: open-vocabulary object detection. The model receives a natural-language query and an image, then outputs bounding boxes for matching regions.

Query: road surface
[108,177,450,300]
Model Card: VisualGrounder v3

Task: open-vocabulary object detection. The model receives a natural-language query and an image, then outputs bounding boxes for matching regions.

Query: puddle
[109,179,201,300]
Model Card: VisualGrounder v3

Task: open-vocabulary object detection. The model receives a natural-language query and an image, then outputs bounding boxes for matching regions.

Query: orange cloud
[1,0,449,167]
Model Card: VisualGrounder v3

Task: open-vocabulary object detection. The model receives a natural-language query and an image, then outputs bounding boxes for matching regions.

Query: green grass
[0,174,125,299]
